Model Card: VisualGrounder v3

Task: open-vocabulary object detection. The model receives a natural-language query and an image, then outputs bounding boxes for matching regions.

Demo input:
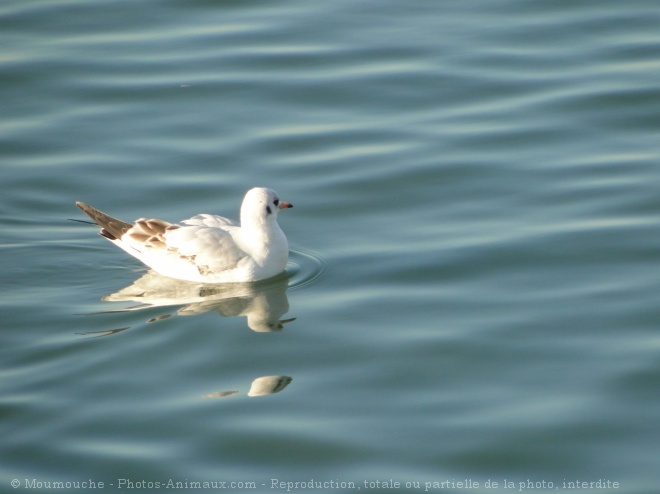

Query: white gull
[76,187,293,283]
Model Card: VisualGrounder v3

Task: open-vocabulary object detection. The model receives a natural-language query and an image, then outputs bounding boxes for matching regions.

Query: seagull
[76,187,293,283]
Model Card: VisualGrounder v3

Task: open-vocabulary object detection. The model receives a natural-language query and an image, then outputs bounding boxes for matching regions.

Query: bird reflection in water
[79,270,295,335]
[79,272,296,398]
[202,375,293,399]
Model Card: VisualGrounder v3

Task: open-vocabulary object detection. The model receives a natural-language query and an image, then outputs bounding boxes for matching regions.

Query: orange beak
[278,202,293,209]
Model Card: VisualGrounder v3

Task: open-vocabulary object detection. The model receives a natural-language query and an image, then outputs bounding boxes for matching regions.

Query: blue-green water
[1,1,659,493]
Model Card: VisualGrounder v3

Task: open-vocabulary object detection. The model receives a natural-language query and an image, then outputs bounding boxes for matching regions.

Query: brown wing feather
[76,201,134,240]
[131,219,180,249]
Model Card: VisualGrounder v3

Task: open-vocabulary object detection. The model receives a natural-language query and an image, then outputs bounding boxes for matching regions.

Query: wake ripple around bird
[286,248,329,290]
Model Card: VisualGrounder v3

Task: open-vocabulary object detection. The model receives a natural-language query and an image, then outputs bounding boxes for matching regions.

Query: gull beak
[278,201,293,209]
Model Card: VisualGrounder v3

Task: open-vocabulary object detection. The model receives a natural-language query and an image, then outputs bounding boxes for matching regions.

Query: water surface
[1,1,659,493]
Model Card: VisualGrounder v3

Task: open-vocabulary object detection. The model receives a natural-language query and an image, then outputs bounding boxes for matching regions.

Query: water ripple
[286,247,329,290]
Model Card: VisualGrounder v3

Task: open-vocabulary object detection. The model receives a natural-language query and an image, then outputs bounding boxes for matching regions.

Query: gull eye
[273,198,279,206]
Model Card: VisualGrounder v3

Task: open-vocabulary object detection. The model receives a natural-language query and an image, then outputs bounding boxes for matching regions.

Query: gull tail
[76,202,133,241]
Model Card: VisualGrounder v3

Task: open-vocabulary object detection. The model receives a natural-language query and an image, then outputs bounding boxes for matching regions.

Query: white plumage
[76,187,293,283]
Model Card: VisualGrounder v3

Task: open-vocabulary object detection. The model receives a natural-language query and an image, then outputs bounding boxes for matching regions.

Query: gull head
[241,187,292,226]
